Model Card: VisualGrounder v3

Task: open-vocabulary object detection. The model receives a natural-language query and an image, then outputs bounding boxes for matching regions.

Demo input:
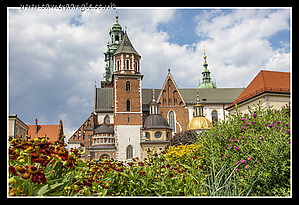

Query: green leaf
[36,184,49,196]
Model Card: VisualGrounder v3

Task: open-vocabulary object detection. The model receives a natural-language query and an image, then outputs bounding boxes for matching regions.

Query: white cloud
[264,52,290,71]
[193,9,290,87]
[9,8,290,134]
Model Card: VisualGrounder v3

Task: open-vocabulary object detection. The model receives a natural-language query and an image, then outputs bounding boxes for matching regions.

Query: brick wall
[68,113,97,146]
[113,74,142,126]
[159,106,189,133]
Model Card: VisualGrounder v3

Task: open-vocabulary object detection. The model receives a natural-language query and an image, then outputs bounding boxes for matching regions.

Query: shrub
[170,130,198,146]
[198,101,291,196]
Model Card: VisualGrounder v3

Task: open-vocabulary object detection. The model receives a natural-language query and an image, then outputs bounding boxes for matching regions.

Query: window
[126,145,133,159]
[163,98,166,105]
[126,99,130,112]
[167,132,171,140]
[116,60,120,71]
[135,61,138,71]
[126,59,130,70]
[155,132,161,138]
[169,111,175,132]
[104,115,110,124]
[115,35,119,44]
[145,132,150,139]
[126,81,130,92]
[174,98,177,105]
[212,110,218,123]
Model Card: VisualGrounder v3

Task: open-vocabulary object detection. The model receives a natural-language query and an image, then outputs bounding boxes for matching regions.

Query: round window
[155,132,161,138]
[146,133,150,139]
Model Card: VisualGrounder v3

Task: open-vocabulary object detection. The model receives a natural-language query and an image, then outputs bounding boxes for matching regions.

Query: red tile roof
[226,70,290,110]
[27,119,63,142]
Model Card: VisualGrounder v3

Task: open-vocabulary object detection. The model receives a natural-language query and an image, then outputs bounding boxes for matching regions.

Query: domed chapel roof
[187,116,211,130]
[143,114,171,130]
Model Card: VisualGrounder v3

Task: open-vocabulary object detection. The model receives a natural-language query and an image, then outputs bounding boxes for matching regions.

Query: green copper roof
[198,50,217,89]
[113,32,140,57]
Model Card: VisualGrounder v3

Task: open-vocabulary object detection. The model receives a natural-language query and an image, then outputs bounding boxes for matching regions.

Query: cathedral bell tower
[112,30,143,161]
[102,15,125,88]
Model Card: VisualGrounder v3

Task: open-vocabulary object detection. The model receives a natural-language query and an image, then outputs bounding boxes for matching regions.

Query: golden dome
[187,116,212,130]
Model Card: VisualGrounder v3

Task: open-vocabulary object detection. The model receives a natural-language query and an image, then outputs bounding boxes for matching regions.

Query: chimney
[35,118,38,134]
[58,119,63,140]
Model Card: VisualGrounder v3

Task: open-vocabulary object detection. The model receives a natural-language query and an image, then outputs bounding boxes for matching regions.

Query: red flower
[127,162,134,166]
[9,166,16,174]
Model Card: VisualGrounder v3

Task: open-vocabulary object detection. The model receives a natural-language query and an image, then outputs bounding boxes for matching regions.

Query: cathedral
[68,16,244,161]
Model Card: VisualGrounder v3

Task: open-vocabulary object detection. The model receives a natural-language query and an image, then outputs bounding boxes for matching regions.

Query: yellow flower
[9,177,16,184]
[28,166,38,174]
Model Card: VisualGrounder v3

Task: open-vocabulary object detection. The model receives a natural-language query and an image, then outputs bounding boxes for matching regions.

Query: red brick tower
[112,32,143,161]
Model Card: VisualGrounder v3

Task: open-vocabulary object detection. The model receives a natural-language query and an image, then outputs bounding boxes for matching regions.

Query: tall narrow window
[104,115,110,124]
[126,145,133,159]
[126,59,130,70]
[126,99,130,112]
[212,110,218,123]
[126,81,130,92]
[169,111,175,132]
[116,60,120,71]
[135,61,138,71]
[115,35,119,44]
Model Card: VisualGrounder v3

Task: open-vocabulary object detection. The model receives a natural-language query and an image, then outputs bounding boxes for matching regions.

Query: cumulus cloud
[9,8,290,139]
[193,9,290,87]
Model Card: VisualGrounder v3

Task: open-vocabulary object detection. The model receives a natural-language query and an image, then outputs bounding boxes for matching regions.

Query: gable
[157,71,185,106]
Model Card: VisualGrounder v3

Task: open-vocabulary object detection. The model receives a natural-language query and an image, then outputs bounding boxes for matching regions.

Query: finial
[196,88,199,104]
[125,26,127,32]
[108,41,109,44]
[152,88,156,102]
[203,46,208,66]
[116,11,119,23]
[168,68,171,73]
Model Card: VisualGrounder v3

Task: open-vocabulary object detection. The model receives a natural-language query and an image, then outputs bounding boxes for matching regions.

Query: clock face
[146,133,150,139]
[155,132,161,138]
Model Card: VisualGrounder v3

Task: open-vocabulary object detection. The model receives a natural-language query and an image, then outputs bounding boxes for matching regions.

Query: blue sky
[8,8,291,140]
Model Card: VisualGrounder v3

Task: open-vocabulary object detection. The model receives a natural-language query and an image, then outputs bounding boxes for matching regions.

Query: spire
[149,88,159,115]
[113,32,140,57]
[115,11,119,24]
[194,89,204,117]
[198,46,217,89]
[203,46,208,66]
[196,88,200,104]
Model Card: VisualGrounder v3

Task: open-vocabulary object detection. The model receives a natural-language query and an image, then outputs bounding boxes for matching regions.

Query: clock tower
[102,15,125,88]
[112,31,143,161]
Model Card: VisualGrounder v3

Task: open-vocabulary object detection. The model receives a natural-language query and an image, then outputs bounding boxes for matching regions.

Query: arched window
[168,111,175,132]
[126,59,130,70]
[212,110,218,123]
[126,99,130,112]
[126,81,130,92]
[115,35,119,44]
[126,145,133,159]
[104,115,110,124]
